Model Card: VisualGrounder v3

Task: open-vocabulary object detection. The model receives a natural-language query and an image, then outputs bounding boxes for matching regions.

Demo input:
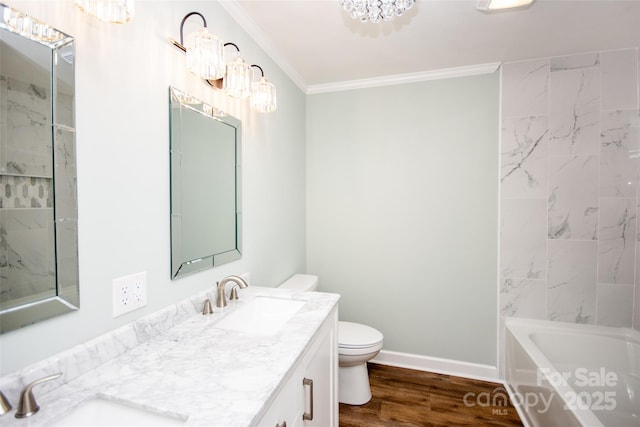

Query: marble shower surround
[500,48,640,330]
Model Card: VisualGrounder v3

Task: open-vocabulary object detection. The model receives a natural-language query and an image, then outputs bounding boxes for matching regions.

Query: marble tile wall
[500,48,640,333]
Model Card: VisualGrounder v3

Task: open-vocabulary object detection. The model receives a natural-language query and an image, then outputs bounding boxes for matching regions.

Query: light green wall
[0,0,307,375]
[306,73,500,365]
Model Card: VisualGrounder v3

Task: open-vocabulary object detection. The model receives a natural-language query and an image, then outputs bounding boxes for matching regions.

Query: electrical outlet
[112,271,147,318]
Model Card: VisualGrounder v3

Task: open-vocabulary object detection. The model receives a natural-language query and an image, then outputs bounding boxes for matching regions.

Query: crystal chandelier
[342,0,415,23]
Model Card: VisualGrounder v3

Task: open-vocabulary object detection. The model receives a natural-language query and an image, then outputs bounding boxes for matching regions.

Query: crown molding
[218,1,501,96]
[306,62,501,95]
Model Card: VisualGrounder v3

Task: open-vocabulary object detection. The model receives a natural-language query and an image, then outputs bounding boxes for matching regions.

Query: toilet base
[338,363,372,405]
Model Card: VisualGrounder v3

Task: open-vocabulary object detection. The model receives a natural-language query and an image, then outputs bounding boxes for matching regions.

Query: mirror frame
[169,87,242,279]
[0,3,79,333]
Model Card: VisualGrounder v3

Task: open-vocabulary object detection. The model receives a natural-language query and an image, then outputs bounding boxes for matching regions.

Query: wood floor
[339,363,524,427]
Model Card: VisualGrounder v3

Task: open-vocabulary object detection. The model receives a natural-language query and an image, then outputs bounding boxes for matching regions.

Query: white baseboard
[370,350,500,383]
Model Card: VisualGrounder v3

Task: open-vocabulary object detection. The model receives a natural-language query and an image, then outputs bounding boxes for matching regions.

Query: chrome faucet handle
[0,391,12,415]
[15,373,62,418]
[202,299,214,315]
[230,285,240,301]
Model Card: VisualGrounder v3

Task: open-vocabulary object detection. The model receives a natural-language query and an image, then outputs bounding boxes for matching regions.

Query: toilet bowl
[278,274,384,405]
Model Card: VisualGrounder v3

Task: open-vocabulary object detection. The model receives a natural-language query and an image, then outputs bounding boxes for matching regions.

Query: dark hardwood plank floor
[339,363,524,427]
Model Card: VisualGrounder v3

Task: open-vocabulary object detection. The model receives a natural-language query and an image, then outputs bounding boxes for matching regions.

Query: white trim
[370,349,499,383]
[306,62,502,94]
[217,1,501,95]
[496,63,505,381]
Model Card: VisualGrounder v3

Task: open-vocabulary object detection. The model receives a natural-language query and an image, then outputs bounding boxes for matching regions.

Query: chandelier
[342,0,415,23]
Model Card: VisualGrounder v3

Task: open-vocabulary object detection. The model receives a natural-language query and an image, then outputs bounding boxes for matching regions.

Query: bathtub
[504,318,640,427]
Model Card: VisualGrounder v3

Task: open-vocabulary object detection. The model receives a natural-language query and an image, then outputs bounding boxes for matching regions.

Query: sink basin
[214,296,305,335]
[51,397,186,426]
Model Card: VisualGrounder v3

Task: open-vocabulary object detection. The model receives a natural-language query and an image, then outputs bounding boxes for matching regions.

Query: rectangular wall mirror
[0,3,79,333]
[169,87,242,279]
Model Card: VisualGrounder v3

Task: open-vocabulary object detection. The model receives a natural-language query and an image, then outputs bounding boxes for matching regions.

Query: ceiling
[220,0,640,93]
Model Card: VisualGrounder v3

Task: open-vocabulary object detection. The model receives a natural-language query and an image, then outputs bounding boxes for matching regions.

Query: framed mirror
[169,87,242,279]
[0,4,79,333]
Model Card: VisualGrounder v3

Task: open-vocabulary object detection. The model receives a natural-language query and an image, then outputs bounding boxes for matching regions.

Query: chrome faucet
[216,275,248,307]
[15,373,62,418]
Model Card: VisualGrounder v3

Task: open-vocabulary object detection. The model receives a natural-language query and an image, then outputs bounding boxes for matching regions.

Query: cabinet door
[302,310,338,427]
[257,369,303,427]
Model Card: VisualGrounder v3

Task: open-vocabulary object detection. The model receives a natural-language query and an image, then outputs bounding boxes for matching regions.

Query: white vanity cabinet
[257,307,338,427]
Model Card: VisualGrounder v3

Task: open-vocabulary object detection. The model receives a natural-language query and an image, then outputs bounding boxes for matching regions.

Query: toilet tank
[278,274,318,291]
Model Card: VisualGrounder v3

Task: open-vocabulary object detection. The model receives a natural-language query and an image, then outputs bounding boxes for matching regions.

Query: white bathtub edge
[504,379,534,427]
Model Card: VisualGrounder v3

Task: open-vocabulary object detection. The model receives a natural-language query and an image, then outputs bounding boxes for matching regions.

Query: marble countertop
[0,286,339,427]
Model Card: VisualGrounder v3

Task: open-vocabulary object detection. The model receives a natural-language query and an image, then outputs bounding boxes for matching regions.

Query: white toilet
[278,274,384,405]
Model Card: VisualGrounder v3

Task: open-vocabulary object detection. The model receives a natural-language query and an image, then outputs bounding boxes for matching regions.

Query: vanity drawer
[256,368,303,427]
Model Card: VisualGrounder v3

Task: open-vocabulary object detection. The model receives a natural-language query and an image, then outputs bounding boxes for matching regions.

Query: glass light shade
[251,77,277,113]
[224,55,251,99]
[342,0,414,23]
[185,29,225,80]
[74,0,135,24]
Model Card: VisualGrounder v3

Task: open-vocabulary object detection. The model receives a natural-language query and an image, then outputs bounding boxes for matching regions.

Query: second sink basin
[214,296,305,335]
[50,397,186,426]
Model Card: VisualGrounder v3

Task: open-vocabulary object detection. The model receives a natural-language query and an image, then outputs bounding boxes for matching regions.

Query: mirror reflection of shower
[0,3,79,333]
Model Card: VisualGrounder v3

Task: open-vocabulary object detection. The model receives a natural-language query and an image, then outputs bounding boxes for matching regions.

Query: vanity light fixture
[341,0,415,23]
[250,65,277,113]
[168,13,277,112]
[74,0,134,24]
[476,0,534,11]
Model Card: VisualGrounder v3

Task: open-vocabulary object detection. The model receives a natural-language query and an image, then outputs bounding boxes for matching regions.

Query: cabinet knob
[275,422,286,427]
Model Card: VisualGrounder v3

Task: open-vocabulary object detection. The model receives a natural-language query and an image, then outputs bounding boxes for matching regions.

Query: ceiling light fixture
[168,12,277,113]
[476,0,534,11]
[74,0,134,24]
[341,0,415,23]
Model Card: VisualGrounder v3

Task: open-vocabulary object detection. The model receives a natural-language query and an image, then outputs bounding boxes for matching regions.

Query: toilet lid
[338,321,383,349]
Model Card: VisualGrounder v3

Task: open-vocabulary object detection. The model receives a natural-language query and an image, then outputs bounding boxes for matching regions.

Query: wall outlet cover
[113,271,147,318]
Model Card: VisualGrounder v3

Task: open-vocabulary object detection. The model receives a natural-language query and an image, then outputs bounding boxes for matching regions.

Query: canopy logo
[463,367,618,415]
